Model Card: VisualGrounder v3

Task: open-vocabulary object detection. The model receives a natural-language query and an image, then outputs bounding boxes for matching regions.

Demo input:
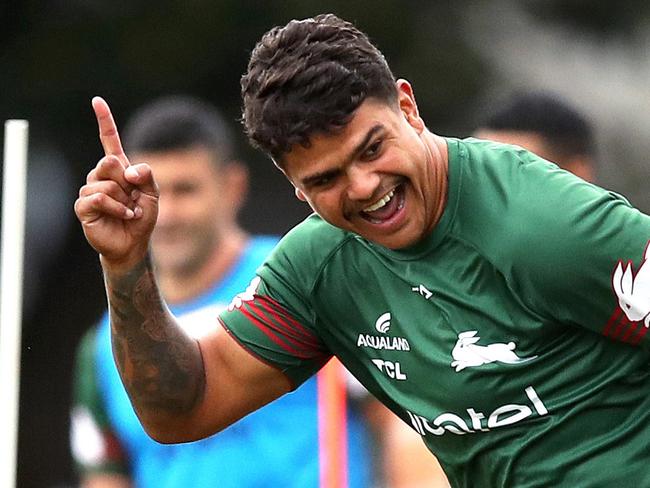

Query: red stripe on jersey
[241,296,327,360]
[610,314,630,340]
[240,307,310,359]
[247,301,315,357]
[602,308,622,337]
[254,298,311,343]
[263,295,322,342]
[630,324,649,346]
[602,307,649,345]
[257,298,323,350]
[620,319,639,343]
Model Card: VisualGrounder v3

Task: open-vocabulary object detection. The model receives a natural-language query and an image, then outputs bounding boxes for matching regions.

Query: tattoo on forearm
[105,255,204,415]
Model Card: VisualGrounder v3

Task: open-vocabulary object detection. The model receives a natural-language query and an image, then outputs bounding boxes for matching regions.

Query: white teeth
[364,190,394,212]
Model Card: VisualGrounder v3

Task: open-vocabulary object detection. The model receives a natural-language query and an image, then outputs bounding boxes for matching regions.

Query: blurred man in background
[69,95,373,488]
[474,91,596,182]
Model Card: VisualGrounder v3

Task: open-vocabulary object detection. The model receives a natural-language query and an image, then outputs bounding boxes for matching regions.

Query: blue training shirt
[93,236,372,487]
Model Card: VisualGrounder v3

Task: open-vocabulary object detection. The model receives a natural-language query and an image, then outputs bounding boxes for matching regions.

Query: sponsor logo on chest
[357,334,411,351]
[357,312,411,351]
[371,359,407,380]
[358,312,412,381]
[407,386,548,437]
[450,330,537,372]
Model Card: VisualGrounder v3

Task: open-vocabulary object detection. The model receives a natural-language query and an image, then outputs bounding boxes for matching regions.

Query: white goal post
[1,119,29,488]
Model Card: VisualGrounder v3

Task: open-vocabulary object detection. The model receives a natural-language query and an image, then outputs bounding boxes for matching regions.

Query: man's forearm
[103,254,205,423]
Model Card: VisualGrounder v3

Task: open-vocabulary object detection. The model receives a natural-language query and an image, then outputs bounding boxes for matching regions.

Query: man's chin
[152,249,192,271]
[356,227,422,250]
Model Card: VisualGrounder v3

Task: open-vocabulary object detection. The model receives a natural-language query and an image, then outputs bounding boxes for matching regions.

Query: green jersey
[220,138,650,487]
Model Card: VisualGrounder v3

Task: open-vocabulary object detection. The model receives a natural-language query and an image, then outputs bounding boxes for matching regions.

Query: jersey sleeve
[70,327,130,477]
[505,153,650,349]
[219,233,332,388]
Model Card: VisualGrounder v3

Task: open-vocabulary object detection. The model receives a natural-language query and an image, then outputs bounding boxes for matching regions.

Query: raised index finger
[92,96,128,164]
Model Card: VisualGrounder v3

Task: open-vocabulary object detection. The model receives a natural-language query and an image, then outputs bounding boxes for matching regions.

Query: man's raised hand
[74,97,159,271]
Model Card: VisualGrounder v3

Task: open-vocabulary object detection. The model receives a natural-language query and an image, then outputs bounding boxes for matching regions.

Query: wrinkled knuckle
[74,197,93,219]
[86,168,98,183]
[90,192,106,207]
[107,180,125,199]
[101,156,115,169]
[79,183,95,197]
[99,155,118,170]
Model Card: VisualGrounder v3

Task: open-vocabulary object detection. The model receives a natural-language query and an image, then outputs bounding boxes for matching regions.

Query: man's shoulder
[457,136,550,172]
[453,136,593,209]
[261,214,357,287]
[276,213,354,259]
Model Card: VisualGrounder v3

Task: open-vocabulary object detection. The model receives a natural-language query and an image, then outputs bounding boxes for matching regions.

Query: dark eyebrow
[299,124,385,187]
[300,168,341,188]
[354,123,385,158]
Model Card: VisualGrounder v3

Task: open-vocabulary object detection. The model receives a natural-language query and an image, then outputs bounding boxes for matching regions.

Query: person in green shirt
[375,90,602,488]
[74,13,650,487]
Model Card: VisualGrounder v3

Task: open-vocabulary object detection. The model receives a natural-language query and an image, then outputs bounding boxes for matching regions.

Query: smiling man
[75,14,650,488]
[279,90,448,251]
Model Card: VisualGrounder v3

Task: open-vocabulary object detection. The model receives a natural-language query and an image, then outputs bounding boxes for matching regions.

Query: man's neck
[159,228,249,304]
[425,132,449,234]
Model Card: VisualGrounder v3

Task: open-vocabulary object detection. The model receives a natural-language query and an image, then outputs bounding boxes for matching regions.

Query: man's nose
[346,165,379,202]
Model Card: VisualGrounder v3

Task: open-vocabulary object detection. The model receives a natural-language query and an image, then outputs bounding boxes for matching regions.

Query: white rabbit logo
[612,241,650,328]
[450,331,537,372]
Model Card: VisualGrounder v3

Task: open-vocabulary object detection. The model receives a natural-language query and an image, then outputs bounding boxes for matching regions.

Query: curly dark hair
[241,13,397,164]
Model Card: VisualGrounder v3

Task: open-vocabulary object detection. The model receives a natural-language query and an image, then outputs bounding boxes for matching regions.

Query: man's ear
[224,161,249,210]
[563,156,596,183]
[294,187,307,202]
[396,79,424,132]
